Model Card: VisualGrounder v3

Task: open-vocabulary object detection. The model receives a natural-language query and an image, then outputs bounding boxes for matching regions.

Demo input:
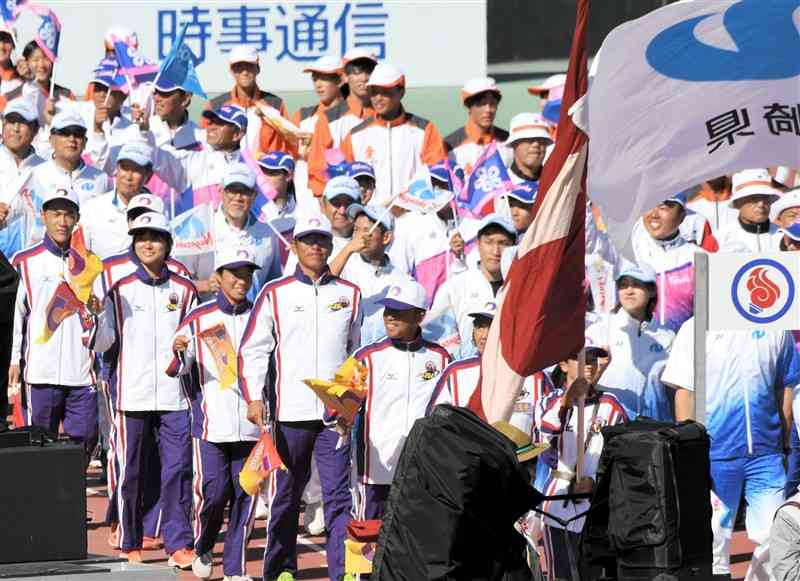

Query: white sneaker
[304,502,325,536]
[191,552,213,579]
[223,576,253,581]
[254,496,269,520]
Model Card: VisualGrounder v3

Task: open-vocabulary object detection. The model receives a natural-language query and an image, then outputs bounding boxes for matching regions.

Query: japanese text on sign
[706,103,800,153]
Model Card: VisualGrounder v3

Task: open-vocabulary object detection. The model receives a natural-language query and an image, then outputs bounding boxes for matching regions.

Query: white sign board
[13,1,487,94]
[708,252,800,331]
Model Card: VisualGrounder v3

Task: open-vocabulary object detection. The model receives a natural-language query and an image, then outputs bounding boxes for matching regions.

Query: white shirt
[688,196,738,233]
[716,220,782,253]
[80,190,138,259]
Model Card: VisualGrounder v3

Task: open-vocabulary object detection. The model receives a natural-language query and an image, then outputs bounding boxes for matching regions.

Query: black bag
[582,418,713,580]
[372,404,542,581]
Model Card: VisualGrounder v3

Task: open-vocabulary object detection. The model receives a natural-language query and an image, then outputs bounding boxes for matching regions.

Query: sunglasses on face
[55,128,86,139]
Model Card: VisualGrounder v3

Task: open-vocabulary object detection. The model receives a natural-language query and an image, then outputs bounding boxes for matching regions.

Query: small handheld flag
[67,226,103,304]
[198,323,237,390]
[239,430,286,496]
[36,281,83,344]
[155,23,207,99]
[459,142,514,218]
[112,37,158,87]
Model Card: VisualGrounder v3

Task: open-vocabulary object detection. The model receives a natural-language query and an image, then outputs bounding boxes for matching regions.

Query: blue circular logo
[730,258,794,324]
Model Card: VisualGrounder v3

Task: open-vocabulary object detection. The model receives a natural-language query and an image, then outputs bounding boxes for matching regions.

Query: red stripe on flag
[469,0,589,423]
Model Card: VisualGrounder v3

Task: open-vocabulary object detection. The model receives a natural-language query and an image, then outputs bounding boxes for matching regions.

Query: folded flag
[36,281,83,344]
[239,430,286,496]
[112,36,159,86]
[156,22,206,99]
[67,226,103,304]
[198,323,237,390]
[394,166,453,214]
[303,357,368,425]
[256,102,302,143]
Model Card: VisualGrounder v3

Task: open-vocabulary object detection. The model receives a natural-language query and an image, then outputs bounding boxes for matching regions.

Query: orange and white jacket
[444,120,511,176]
[340,108,447,207]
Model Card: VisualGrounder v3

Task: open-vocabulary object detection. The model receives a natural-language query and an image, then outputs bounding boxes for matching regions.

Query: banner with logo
[708,253,800,331]
[586,0,800,253]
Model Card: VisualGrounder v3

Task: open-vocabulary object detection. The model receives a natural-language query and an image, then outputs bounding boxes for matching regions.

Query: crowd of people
[0,18,799,581]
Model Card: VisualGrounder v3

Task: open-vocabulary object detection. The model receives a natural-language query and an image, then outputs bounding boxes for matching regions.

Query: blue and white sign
[709,253,800,331]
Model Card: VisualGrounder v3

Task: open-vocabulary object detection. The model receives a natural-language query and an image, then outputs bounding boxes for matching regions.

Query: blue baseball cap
[348,162,375,180]
[477,213,517,240]
[428,161,452,189]
[258,151,295,174]
[617,262,657,284]
[153,77,182,93]
[223,162,256,189]
[782,223,800,242]
[665,190,689,208]
[323,175,361,202]
[202,105,248,131]
[506,182,538,204]
[347,203,394,231]
[92,70,125,92]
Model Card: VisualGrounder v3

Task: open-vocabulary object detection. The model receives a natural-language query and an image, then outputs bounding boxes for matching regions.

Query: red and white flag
[469,0,588,424]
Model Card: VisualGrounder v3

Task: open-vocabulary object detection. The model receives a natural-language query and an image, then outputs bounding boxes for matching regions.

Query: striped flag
[468,0,589,423]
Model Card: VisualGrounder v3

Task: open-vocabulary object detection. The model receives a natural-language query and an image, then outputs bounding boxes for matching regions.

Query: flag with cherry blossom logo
[459,142,514,218]
[17,4,61,62]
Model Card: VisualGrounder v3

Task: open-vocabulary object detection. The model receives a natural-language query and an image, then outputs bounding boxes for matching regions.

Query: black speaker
[0,441,87,563]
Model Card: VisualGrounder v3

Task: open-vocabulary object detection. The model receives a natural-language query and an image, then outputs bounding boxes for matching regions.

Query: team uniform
[444,120,510,176]
[352,335,451,519]
[238,266,362,581]
[167,293,260,578]
[715,220,782,252]
[0,143,44,258]
[11,235,98,452]
[662,318,800,577]
[688,190,737,234]
[93,263,197,555]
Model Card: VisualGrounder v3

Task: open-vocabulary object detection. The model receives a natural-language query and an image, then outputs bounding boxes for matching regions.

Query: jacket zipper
[314,282,320,418]
[233,314,241,441]
[56,254,66,384]
[387,125,393,201]
[406,352,414,431]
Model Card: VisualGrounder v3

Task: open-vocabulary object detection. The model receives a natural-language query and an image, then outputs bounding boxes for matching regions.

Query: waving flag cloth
[18,4,61,62]
[67,226,103,304]
[239,430,286,496]
[155,22,207,99]
[36,281,83,344]
[468,0,588,424]
[1,0,24,25]
[199,324,237,390]
[112,36,159,86]
[587,0,800,254]
[171,203,214,257]
[458,142,514,218]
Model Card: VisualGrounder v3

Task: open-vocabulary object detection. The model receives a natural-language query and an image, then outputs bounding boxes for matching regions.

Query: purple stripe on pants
[265,421,351,581]
[116,410,192,553]
[28,383,98,455]
[361,484,390,521]
[193,438,257,576]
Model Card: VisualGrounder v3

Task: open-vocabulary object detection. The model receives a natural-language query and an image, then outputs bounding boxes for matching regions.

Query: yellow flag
[199,323,237,389]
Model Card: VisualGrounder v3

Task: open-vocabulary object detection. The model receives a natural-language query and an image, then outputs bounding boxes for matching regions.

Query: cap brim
[295,229,333,240]
[367,78,405,89]
[303,66,342,74]
[380,298,423,311]
[506,131,553,146]
[517,442,549,462]
[117,156,151,168]
[217,260,261,271]
[527,86,548,96]
[153,81,182,93]
[461,88,501,103]
[4,112,37,123]
[128,226,172,237]
[349,170,375,179]
[43,198,79,211]
[223,181,256,190]
[468,311,495,320]
[505,193,535,204]
[478,221,517,238]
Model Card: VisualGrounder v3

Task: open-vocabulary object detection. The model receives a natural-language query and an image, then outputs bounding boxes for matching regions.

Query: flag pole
[368,198,396,235]
[49,59,56,98]
[576,347,586,480]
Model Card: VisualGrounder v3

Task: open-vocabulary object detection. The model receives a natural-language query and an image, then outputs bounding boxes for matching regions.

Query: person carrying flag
[92,211,197,568]
[9,188,98,456]
[239,214,362,581]
[352,279,451,520]
[445,77,510,176]
[340,64,447,207]
[167,246,262,581]
[147,75,206,151]
[505,112,553,185]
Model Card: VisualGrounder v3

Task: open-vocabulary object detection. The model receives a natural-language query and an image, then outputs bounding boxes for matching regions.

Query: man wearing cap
[239,214,361,581]
[340,63,447,207]
[81,141,158,259]
[664,319,799,581]
[0,25,22,111]
[9,189,98,457]
[351,279,451,520]
[527,74,567,104]
[424,213,516,357]
[505,112,553,186]
[181,162,282,300]
[716,168,782,252]
[256,152,299,262]
[203,45,292,155]
[427,300,551,438]
[445,78,510,175]
[771,189,800,230]
[93,211,197,567]
[145,78,206,152]
[348,161,376,205]
[500,182,537,234]
[0,98,44,258]
[82,68,136,176]
[167,246,262,581]
[688,176,737,233]
[305,50,378,198]
[330,203,410,344]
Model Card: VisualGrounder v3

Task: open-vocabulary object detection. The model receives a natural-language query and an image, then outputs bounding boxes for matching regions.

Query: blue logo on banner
[730,258,794,324]
[646,0,800,81]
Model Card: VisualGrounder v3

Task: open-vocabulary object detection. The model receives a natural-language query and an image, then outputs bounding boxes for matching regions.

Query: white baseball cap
[468,300,499,319]
[324,175,361,202]
[347,203,394,231]
[477,213,517,240]
[527,73,567,96]
[461,77,501,103]
[379,279,428,311]
[3,98,38,123]
[214,246,261,271]
[303,55,342,75]
[51,109,87,132]
[128,212,171,236]
[367,64,405,89]
[42,187,80,212]
[506,113,553,146]
[293,214,333,240]
[342,48,378,66]
[228,45,259,66]
[127,193,164,217]
[117,141,153,168]
[770,189,800,222]
[223,162,256,189]
[730,168,780,204]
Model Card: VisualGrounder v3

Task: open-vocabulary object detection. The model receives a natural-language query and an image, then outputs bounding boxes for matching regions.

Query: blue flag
[112,39,158,86]
[156,23,207,99]
[460,142,513,218]
[0,0,23,24]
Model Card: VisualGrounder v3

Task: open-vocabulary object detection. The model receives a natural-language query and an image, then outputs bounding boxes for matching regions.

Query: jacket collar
[347,93,374,119]
[390,330,425,352]
[375,107,409,128]
[216,292,252,315]
[464,119,499,145]
[135,262,170,286]
[648,230,685,251]
[696,188,731,202]
[43,234,69,257]
[293,264,335,286]
[738,217,771,234]
[510,161,541,182]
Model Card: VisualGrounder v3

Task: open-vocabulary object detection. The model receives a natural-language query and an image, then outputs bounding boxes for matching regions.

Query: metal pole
[693,253,709,422]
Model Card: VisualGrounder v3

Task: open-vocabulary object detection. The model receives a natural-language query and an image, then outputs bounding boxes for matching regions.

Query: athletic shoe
[304,502,325,536]
[107,524,120,549]
[168,548,195,570]
[223,576,253,581]
[122,549,143,563]
[192,552,213,579]
[142,536,163,551]
[255,495,269,520]
[276,573,295,581]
